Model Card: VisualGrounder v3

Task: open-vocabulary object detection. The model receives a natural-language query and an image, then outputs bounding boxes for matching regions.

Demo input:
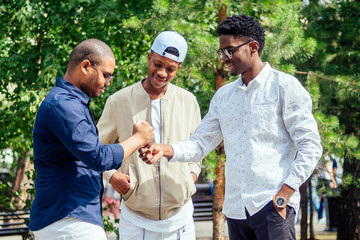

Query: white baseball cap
[149,31,188,63]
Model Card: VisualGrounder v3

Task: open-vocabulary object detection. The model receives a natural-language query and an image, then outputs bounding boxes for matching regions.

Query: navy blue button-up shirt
[29,77,124,231]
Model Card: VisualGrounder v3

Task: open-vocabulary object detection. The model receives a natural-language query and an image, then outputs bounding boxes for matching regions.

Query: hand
[329,181,337,189]
[274,206,287,220]
[191,172,197,183]
[138,144,164,165]
[132,120,154,146]
[109,172,131,195]
[272,184,294,220]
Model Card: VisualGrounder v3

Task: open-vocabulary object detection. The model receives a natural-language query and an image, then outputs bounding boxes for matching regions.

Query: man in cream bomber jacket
[97,31,201,240]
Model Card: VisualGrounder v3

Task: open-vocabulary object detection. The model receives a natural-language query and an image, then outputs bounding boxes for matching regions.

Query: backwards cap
[149,31,188,63]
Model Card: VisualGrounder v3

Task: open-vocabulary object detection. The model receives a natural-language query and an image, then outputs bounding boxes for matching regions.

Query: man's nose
[157,68,167,78]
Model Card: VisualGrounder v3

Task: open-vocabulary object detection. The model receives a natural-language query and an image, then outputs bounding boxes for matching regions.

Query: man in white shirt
[97,31,201,240]
[141,15,323,239]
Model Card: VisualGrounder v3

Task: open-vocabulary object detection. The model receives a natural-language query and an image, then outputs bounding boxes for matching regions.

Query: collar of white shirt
[237,62,271,89]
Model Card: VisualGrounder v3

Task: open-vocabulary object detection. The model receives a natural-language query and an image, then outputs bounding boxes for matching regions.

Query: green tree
[301,1,360,239]
[0,0,222,236]
[2,0,357,239]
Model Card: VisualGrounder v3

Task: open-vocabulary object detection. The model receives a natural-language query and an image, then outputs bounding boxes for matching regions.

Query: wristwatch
[273,196,288,209]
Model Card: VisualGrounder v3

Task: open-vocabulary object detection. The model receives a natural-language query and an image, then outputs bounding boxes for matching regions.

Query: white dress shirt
[171,63,322,219]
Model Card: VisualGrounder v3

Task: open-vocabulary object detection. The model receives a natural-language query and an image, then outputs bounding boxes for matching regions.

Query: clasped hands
[132,121,173,164]
[138,144,165,165]
[132,120,154,146]
[132,121,166,164]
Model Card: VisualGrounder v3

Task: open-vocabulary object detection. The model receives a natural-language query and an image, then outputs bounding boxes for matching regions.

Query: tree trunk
[300,182,308,240]
[338,157,360,240]
[212,154,225,240]
[308,179,316,240]
[11,151,34,210]
[212,4,227,240]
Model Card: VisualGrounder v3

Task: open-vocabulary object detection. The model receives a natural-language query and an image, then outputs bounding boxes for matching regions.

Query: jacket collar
[137,78,175,102]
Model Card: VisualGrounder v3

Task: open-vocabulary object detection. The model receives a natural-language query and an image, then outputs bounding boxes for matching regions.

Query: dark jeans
[227,201,296,240]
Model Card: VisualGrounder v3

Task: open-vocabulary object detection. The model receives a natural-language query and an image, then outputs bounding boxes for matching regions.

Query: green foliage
[300,1,360,210]
[0,0,223,232]
[24,168,37,210]
[0,171,35,212]
[102,201,120,238]
[202,150,219,182]
[102,216,119,238]
[343,171,360,190]
[228,0,317,73]
[302,0,360,76]
[0,181,13,210]
[1,0,359,233]
[301,0,360,129]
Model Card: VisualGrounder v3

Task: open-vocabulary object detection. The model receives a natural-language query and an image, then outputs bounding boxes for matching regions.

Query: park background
[0,0,359,239]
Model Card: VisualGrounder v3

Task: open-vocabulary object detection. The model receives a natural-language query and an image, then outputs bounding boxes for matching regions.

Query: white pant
[32,217,107,240]
[118,213,196,240]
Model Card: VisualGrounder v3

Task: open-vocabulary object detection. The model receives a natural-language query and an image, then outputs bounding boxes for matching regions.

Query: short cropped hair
[217,15,266,56]
[68,39,114,69]
[150,47,180,61]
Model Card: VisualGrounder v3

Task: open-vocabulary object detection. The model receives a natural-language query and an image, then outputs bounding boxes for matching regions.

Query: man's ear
[249,41,259,53]
[147,52,152,62]
[80,59,92,76]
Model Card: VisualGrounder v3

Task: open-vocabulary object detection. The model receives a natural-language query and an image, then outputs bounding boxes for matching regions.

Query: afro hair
[217,15,266,56]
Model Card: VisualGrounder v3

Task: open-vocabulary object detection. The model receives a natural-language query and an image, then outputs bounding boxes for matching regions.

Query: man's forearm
[159,144,174,158]
[119,135,145,161]
[276,184,295,201]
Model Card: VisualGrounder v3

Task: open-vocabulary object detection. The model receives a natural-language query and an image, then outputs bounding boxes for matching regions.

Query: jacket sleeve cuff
[103,170,117,183]
[188,162,201,177]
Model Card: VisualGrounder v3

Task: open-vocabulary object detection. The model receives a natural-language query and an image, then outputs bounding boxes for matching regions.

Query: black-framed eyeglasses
[90,61,114,84]
[216,40,253,59]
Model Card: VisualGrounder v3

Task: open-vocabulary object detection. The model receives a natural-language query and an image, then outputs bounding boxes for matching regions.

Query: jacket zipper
[149,97,163,220]
[158,160,162,220]
[158,99,162,220]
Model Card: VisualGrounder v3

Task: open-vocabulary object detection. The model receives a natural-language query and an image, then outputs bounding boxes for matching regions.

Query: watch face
[276,197,286,207]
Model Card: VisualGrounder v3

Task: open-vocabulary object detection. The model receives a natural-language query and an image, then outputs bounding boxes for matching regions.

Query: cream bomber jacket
[98,80,202,220]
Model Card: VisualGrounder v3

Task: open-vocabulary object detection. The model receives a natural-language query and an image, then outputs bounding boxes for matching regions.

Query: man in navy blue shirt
[29,38,154,240]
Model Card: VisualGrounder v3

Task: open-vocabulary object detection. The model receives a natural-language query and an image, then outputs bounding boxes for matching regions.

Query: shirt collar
[252,62,271,86]
[56,77,91,105]
[236,62,272,89]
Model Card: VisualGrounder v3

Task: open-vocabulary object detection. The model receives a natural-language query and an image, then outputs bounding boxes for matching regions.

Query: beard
[81,72,100,98]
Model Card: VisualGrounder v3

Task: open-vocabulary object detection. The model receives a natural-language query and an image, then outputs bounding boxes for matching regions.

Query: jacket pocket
[122,173,138,201]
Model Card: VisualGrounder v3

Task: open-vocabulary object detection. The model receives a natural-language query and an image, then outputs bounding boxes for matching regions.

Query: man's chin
[96,89,105,97]
[226,65,240,76]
